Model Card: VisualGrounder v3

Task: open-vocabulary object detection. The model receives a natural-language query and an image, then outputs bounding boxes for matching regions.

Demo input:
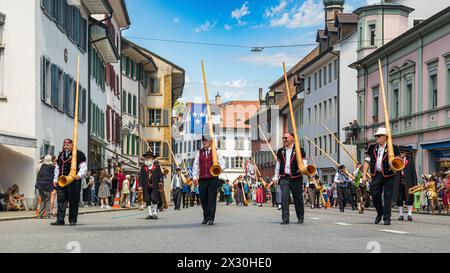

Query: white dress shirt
[192,147,226,180]
[273,146,308,181]
[172,174,182,189]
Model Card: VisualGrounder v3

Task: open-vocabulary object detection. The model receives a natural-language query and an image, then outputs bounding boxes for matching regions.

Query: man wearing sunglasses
[362,127,400,226]
[272,132,307,225]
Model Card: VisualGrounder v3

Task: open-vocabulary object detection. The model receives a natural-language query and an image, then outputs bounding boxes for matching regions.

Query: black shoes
[297,219,304,224]
[384,220,391,226]
[207,221,214,226]
[145,215,154,220]
[407,215,413,221]
[201,220,208,225]
[50,221,65,226]
[398,215,404,221]
[153,215,158,220]
[375,215,382,224]
[69,223,76,226]
[280,221,290,225]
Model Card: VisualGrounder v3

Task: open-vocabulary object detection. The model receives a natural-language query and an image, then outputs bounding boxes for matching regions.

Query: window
[393,88,399,118]
[231,157,244,169]
[133,95,137,116]
[314,105,317,124]
[217,137,226,149]
[314,138,318,156]
[122,91,127,112]
[324,136,327,155]
[307,76,311,92]
[329,134,333,154]
[41,56,51,105]
[308,108,311,125]
[359,26,363,48]
[319,137,322,155]
[334,96,337,117]
[430,74,438,109]
[148,109,162,125]
[314,72,317,91]
[319,103,322,122]
[324,101,327,120]
[369,24,376,46]
[56,68,64,111]
[373,95,379,120]
[334,60,338,80]
[328,98,332,117]
[63,74,72,114]
[328,63,332,83]
[334,133,338,154]
[91,48,105,91]
[149,142,161,158]
[128,93,132,115]
[323,67,327,86]
[405,82,414,115]
[319,69,322,89]
[235,137,244,150]
[150,77,160,94]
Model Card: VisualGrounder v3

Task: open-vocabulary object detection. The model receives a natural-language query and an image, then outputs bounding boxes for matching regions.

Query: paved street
[0,203,449,253]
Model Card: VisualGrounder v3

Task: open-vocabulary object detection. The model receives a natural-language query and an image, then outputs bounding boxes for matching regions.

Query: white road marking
[310,217,321,220]
[380,229,409,234]
[335,222,352,226]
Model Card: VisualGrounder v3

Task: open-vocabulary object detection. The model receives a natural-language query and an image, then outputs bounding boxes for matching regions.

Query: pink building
[350,5,450,175]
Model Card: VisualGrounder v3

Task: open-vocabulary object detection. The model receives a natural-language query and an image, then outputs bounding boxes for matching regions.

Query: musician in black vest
[51,138,87,226]
[193,135,226,226]
[139,152,163,220]
[272,132,306,225]
[362,128,400,225]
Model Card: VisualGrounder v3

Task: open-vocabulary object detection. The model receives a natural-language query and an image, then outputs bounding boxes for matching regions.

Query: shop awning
[0,131,37,148]
[420,141,450,150]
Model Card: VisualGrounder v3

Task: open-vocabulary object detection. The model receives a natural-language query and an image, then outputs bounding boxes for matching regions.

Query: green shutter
[128,93,132,114]
[133,96,137,116]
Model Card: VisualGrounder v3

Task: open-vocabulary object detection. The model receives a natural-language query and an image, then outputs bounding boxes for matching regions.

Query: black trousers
[370,172,395,221]
[199,178,218,222]
[396,183,414,206]
[182,192,189,208]
[280,177,304,222]
[271,191,277,206]
[56,180,81,224]
[173,188,182,209]
[337,186,347,211]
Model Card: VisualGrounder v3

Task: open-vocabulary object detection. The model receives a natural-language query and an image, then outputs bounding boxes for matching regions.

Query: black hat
[176,167,182,171]
[143,151,157,158]
[339,165,346,170]
[202,135,212,141]
[399,146,410,153]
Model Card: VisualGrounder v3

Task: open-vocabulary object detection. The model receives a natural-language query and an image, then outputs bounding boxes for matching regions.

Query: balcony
[90,20,118,63]
[82,0,112,15]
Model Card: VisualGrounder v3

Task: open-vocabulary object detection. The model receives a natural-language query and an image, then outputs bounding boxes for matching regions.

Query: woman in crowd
[256,182,265,207]
[82,171,93,208]
[98,170,112,209]
[442,171,450,215]
[222,180,233,206]
[120,175,131,208]
[35,155,55,218]
[233,176,245,207]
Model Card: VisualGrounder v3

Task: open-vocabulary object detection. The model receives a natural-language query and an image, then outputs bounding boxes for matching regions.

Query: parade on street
[0,0,450,256]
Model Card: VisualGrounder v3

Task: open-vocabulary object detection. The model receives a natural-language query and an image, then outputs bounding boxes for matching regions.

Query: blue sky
[123,0,372,102]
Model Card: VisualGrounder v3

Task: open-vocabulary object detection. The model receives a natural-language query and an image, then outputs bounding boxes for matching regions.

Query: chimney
[215,93,222,105]
[259,88,263,102]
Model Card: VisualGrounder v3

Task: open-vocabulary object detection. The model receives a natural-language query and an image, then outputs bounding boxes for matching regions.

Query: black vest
[57,150,86,177]
[277,146,306,179]
[366,144,400,178]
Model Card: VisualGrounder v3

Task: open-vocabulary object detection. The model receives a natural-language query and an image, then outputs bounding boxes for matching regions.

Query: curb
[0,207,140,222]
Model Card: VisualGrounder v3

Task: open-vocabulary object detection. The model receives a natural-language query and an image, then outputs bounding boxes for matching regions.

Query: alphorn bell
[58,56,81,188]
[305,136,355,181]
[283,63,316,176]
[378,59,404,172]
[201,61,222,177]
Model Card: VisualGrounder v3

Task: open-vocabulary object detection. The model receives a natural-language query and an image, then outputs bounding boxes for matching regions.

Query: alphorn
[58,56,81,188]
[257,125,278,161]
[165,141,189,185]
[378,59,404,172]
[250,157,270,189]
[304,136,355,180]
[201,61,222,176]
[282,63,316,176]
[320,121,371,181]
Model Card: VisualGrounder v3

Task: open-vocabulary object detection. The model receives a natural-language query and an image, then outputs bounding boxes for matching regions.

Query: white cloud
[212,79,247,89]
[231,2,250,25]
[173,17,180,23]
[264,0,288,18]
[195,20,218,32]
[185,75,191,85]
[236,52,300,68]
[224,24,232,31]
[250,24,265,30]
[269,0,324,29]
[223,91,246,100]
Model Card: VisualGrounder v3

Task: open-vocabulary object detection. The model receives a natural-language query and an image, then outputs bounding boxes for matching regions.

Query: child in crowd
[120,175,131,208]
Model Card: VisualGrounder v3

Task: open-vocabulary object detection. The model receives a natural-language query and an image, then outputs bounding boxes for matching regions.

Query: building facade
[350,5,450,175]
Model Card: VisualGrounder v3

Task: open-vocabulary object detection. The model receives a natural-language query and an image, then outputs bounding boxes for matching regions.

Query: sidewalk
[0,206,139,222]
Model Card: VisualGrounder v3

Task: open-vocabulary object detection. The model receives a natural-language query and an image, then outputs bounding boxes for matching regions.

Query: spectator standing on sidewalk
[98,170,112,209]
[35,155,55,218]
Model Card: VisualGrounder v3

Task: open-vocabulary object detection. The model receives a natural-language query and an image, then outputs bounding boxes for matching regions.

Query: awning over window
[421,141,450,150]
[82,0,112,15]
[0,131,37,148]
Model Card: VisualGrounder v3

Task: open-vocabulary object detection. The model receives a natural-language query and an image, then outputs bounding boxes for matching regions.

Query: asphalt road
[0,203,449,253]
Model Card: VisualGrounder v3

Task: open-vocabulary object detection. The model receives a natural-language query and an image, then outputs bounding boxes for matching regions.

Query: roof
[121,38,157,71]
[325,23,338,33]
[220,101,260,129]
[335,13,358,25]
[353,2,414,16]
[350,6,450,68]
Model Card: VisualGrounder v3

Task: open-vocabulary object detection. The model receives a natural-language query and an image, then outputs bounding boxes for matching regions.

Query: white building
[89,0,130,175]
[173,96,259,182]
[0,0,111,201]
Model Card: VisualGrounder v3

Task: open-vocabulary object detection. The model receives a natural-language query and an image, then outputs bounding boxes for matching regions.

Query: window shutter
[105,63,110,87]
[128,93,132,115]
[133,96,137,116]
[41,56,46,102]
[163,109,169,126]
[51,64,57,106]
[106,107,111,141]
[122,91,126,112]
